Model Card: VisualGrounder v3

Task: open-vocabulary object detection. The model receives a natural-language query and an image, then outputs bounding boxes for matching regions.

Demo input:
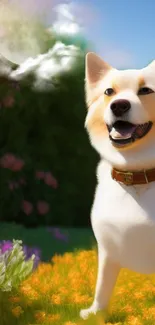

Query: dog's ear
[147,60,155,69]
[85,52,112,86]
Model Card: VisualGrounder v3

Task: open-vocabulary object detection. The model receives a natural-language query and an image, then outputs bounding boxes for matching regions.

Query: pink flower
[35,170,45,180]
[0,153,24,171]
[11,159,24,171]
[37,201,49,215]
[21,200,33,215]
[44,172,58,189]
[3,95,15,108]
[0,153,16,169]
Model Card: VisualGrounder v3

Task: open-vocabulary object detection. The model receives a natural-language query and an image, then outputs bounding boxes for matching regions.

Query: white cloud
[10,41,82,84]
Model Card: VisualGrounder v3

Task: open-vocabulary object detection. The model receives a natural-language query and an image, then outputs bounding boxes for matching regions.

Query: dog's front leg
[80,247,120,320]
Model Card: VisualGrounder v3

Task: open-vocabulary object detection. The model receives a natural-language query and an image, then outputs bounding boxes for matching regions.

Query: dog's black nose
[110,99,131,117]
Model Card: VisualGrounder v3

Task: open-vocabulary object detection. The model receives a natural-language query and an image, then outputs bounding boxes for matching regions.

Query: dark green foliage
[0,36,98,228]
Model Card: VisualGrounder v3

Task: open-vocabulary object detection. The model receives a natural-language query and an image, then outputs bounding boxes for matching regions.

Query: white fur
[80,160,155,319]
[80,55,155,320]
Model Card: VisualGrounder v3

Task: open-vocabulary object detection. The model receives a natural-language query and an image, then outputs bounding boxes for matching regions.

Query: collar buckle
[123,172,133,185]
[113,170,133,185]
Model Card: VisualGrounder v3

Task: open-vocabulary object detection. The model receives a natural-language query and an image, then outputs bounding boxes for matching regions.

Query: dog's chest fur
[91,160,155,274]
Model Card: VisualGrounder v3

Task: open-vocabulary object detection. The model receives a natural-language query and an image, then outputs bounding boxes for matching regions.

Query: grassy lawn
[1,223,155,325]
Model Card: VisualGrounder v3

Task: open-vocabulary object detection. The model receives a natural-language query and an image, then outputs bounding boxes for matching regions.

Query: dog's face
[85,52,155,169]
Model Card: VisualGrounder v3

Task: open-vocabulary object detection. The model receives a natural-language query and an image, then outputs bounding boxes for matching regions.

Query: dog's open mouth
[107,121,153,147]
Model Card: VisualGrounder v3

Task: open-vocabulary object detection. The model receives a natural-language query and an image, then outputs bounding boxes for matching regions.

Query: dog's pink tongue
[110,125,137,139]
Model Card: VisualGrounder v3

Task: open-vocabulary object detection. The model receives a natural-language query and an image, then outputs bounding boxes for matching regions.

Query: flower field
[2,246,155,325]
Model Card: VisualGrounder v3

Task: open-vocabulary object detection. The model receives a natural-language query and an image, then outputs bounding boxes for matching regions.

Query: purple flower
[0,240,13,253]
[23,245,41,270]
[0,241,41,270]
[47,227,69,242]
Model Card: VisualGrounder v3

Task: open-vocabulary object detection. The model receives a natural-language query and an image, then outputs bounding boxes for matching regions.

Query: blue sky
[75,0,155,69]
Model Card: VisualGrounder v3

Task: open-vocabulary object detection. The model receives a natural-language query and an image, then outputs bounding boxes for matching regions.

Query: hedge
[0,22,98,228]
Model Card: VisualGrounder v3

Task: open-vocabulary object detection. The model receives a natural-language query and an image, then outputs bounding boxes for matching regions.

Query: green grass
[0,222,96,261]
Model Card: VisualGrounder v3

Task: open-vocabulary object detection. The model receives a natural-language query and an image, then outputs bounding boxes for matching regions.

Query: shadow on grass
[105,311,127,324]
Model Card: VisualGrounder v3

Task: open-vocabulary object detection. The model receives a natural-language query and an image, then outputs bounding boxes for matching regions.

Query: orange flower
[35,311,46,322]
[122,304,133,313]
[46,314,60,322]
[63,322,77,325]
[134,292,144,300]
[148,306,155,316]
[72,293,90,304]
[51,294,61,305]
[142,307,155,320]
[127,315,142,325]
[9,296,21,303]
[11,306,23,318]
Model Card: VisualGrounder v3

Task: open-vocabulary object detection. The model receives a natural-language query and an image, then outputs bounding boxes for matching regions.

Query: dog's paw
[80,303,102,320]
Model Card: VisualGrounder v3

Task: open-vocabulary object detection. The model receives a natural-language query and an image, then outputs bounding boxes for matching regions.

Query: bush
[0,11,98,228]
[0,240,41,270]
[0,240,35,292]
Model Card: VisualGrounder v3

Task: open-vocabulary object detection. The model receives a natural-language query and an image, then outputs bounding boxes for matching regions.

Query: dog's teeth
[110,127,131,140]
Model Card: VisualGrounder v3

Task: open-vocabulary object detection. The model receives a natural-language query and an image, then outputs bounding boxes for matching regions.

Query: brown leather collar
[112,168,155,186]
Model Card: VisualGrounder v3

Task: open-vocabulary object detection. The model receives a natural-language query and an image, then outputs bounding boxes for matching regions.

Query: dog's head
[85,52,155,170]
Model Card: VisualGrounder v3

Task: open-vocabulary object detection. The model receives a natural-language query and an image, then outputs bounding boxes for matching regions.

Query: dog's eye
[104,88,115,96]
[138,87,154,95]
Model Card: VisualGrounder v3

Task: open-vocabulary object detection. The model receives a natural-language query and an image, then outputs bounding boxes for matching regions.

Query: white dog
[80,52,155,320]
